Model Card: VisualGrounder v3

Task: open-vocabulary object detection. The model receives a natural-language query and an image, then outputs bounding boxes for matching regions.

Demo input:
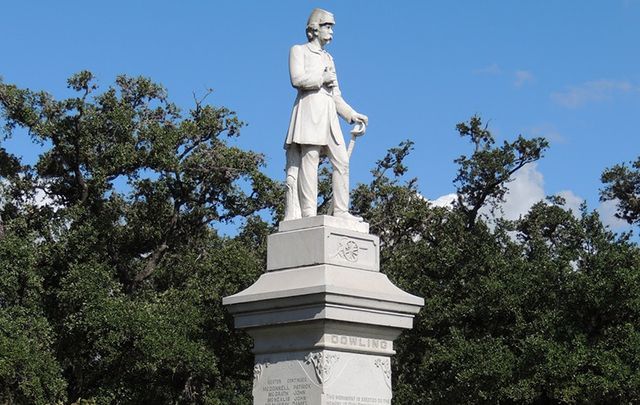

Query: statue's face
[317,23,334,45]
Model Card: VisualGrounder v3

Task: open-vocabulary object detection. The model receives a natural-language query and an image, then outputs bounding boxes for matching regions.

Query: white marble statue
[283,8,368,222]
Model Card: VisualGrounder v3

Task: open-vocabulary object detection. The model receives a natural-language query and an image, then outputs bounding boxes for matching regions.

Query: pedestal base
[254,350,391,405]
[223,217,423,405]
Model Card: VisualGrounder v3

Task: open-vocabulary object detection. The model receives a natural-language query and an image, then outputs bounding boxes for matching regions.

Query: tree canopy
[601,157,640,226]
[351,120,640,404]
[0,72,281,404]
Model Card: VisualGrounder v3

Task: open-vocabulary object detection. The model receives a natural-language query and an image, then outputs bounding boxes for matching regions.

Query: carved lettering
[289,377,311,405]
[326,334,391,352]
[263,378,289,404]
[259,376,312,404]
[326,394,391,405]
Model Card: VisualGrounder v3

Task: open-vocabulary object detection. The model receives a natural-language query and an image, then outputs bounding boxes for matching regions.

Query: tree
[0,219,67,404]
[0,72,281,404]
[601,157,640,226]
[453,116,548,227]
[352,119,640,404]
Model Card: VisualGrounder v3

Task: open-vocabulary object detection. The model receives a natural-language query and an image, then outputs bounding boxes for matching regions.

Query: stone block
[279,215,369,234]
[267,227,379,272]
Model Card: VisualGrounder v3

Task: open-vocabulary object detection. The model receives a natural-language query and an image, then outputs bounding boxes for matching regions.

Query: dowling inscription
[327,334,390,351]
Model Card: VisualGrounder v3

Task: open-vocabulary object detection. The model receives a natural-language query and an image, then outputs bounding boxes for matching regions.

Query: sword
[347,121,366,157]
[327,121,366,216]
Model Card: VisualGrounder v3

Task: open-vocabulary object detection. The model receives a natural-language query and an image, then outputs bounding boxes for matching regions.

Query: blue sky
[2,1,639,231]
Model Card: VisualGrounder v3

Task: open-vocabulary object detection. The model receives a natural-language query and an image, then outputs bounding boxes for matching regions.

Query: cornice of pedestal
[223,264,424,330]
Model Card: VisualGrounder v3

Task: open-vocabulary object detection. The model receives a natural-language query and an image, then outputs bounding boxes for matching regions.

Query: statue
[283,8,368,222]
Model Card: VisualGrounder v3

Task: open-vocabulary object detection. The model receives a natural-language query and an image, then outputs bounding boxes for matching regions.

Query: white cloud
[514,70,534,88]
[597,198,632,231]
[427,164,545,220]
[429,165,635,238]
[497,163,545,220]
[551,79,636,108]
[473,63,502,75]
[473,66,536,90]
[0,178,58,211]
[429,164,576,221]
[528,123,566,144]
[555,190,584,216]
[431,193,457,208]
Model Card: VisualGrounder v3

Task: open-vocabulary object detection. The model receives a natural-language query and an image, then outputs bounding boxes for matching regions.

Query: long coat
[285,43,356,147]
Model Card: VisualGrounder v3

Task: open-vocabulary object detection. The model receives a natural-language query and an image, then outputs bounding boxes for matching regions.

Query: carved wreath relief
[374,358,392,388]
[253,361,270,384]
[335,238,359,262]
[305,352,340,384]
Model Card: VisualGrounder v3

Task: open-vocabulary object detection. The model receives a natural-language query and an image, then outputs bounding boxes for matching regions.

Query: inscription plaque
[253,352,323,405]
[325,394,391,405]
[253,350,392,405]
[259,376,313,405]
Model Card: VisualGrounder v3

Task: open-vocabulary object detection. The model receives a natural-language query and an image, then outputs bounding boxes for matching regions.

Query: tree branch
[133,208,180,284]
[133,242,169,283]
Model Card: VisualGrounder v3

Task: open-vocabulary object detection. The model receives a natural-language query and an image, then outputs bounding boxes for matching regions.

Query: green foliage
[0,72,279,404]
[352,122,640,404]
[454,116,549,227]
[601,156,640,226]
[0,221,67,404]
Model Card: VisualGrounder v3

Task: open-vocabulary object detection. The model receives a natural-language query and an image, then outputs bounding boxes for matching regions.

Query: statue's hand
[322,70,337,87]
[352,113,368,126]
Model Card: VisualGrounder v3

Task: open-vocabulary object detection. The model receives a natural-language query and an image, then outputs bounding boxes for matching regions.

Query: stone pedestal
[223,216,424,405]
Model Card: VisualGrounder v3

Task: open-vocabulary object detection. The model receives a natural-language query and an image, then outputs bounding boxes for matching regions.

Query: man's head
[306,8,335,44]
